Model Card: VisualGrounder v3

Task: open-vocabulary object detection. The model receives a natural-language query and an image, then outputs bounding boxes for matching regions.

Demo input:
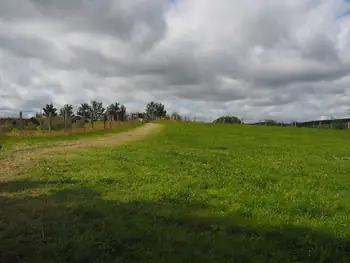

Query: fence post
[64,110,68,131]
[104,114,107,129]
[90,111,94,129]
[19,111,24,133]
[49,112,52,132]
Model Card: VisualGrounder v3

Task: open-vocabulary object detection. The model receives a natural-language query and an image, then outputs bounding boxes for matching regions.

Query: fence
[249,118,350,130]
[0,111,140,136]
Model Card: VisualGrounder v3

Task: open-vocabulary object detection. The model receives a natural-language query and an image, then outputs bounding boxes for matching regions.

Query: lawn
[1,122,350,263]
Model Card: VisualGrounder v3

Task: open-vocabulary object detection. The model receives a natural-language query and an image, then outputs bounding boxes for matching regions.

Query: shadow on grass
[0,180,349,263]
[0,180,79,193]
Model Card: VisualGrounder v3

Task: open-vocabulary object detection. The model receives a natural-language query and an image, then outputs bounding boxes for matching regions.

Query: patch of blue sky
[337,9,350,19]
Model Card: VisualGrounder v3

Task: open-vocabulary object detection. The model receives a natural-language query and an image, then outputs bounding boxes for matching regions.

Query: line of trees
[36,101,171,121]
[213,116,242,124]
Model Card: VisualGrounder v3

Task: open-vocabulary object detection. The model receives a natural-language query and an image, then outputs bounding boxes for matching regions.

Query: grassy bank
[1,122,350,262]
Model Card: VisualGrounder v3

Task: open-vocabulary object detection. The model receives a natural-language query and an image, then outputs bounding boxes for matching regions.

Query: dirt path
[0,123,161,181]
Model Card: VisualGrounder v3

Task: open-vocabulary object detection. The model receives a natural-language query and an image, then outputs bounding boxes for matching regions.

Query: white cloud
[1,0,350,122]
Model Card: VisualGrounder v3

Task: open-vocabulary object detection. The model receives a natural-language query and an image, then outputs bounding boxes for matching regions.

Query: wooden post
[49,112,52,132]
[63,110,65,130]
[19,111,24,133]
[90,111,94,129]
[104,114,106,129]
[64,110,68,131]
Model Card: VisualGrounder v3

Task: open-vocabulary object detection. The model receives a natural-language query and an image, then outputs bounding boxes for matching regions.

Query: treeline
[213,116,243,124]
[35,100,172,121]
[1,100,184,133]
[36,101,127,121]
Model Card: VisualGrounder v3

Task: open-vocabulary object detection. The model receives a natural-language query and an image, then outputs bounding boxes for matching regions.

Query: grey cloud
[16,74,33,87]
[300,34,340,63]
[252,63,350,87]
[30,0,168,50]
[0,1,39,21]
[0,33,58,61]
[1,0,350,122]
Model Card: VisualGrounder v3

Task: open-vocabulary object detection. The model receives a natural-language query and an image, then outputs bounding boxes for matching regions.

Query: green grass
[1,123,350,263]
[0,122,143,151]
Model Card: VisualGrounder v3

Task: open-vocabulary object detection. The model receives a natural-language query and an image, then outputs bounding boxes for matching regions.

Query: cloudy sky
[0,0,350,122]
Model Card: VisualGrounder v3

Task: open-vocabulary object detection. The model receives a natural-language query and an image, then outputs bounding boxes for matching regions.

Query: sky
[0,0,350,122]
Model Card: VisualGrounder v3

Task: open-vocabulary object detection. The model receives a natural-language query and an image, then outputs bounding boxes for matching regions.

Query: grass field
[1,122,350,263]
[0,121,141,151]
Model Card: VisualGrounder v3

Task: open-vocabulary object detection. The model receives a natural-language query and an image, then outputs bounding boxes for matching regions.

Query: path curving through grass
[0,123,161,181]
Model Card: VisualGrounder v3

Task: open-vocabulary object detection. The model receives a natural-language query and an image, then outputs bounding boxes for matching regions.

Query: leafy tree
[77,103,91,120]
[107,103,120,114]
[120,105,126,121]
[90,100,105,121]
[59,104,74,118]
[107,103,127,121]
[213,116,242,124]
[77,101,105,121]
[171,112,182,121]
[42,103,58,117]
[146,101,167,118]
[264,119,278,126]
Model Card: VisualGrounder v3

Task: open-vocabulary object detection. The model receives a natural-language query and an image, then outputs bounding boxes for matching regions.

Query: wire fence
[0,110,141,136]
[248,118,350,130]
[2,108,349,136]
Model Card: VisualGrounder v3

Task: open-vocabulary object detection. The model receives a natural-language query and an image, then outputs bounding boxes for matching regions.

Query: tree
[213,116,242,124]
[59,104,74,118]
[107,103,120,113]
[77,103,91,120]
[107,103,127,121]
[264,119,278,126]
[77,101,105,121]
[42,103,58,117]
[120,105,126,121]
[90,100,105,121]
[146,101,167,118]
[171,112,182,121]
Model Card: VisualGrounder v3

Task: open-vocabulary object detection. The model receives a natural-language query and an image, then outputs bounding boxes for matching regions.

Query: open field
[1,122,350,262]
